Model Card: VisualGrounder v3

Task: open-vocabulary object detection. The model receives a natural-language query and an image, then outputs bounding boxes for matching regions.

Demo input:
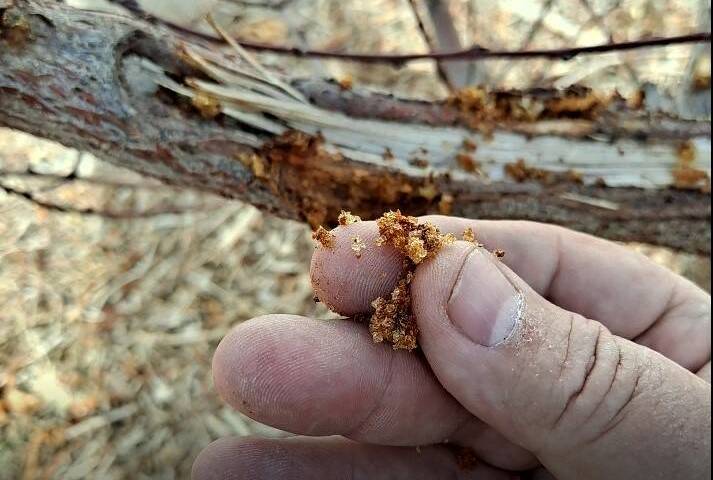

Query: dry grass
[0,131,333,479]
[1,0,710,478]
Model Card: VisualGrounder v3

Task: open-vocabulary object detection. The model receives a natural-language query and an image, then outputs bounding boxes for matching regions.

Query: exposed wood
[0,0,711,253]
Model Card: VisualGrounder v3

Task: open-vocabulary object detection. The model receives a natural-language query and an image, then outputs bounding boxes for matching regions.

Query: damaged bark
[0,0,710,253]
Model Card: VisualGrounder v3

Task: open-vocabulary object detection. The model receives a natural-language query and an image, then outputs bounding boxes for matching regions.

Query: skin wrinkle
[634,279,686,344]
[584,358,642,447]
[339,321,384,436]
[541,227,565,303]
[557,311,575,381]
[635,283,711,373]
[507,301,554,435]
[551,320,603,430]
[581,336,623,427]
[346,351,396,438]
[685,310,712,372]
[533,306,582,435]
[543,235,674,338]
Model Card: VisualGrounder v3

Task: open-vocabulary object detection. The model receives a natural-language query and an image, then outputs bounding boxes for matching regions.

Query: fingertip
[212,314,306,418]
[212,316,263,415]
[310,222,404,316]
[192,436,287,480]
[193,436,518,480]
[191,437,243,480]
[211,314,389,436]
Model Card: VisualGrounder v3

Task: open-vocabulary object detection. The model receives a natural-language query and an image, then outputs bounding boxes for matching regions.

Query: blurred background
[0,0,710,478]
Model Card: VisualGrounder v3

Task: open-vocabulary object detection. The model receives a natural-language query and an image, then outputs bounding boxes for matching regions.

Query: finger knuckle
[548,314,643,449]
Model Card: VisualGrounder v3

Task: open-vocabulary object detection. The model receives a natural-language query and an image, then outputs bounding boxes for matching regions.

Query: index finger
[311,218,710,372]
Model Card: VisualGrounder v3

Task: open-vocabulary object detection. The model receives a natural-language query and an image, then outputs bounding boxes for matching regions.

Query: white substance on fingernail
[490,292,525,347]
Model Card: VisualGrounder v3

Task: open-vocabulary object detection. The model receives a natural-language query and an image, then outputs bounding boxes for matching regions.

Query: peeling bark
[0,0,710,253]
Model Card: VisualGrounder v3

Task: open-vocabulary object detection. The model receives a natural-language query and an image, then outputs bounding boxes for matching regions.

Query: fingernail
[447,249,522,346]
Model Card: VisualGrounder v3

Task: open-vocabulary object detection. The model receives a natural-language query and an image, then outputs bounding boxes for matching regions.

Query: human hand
[193,218,711,479]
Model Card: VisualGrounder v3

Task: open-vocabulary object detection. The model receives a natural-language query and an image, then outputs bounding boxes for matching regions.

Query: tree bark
[0,0,710,253]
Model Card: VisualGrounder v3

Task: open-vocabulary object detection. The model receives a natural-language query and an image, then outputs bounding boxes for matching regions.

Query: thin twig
[0,183,217,219]
[223,0,295,7]
[0,169,185,190]
[114,2,711,64]
[192,31,713,64]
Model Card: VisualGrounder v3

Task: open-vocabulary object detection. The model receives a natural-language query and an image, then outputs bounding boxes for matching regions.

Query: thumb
[412,242,711,480]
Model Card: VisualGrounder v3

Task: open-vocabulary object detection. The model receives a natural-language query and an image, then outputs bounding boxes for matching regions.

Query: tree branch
[0,1,710,253]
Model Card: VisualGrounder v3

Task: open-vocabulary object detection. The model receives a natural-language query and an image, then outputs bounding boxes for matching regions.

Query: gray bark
[0,0,710,253]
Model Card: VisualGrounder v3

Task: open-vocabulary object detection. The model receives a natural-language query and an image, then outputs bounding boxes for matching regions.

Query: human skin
[193,217,711,479]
